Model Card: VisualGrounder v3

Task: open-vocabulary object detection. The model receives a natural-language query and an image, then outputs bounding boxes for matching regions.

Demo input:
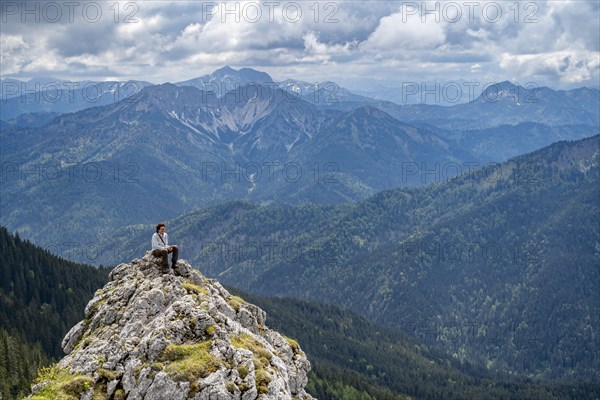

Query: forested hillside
[94,135,600,380]
[0,328,49,400]
[3,227,599,399]
[230,288,600,400]
[0,227,108,399]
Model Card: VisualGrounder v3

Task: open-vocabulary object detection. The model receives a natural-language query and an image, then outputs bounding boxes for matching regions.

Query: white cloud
[303,32,356,57]
[364,5,446,52]
[500,50,600,84]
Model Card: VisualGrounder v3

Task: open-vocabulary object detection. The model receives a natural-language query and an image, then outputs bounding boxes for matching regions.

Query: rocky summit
[29,252,314,400]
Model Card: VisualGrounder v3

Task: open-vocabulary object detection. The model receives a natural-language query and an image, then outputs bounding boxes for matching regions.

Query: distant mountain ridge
[0,79,153,120]
[3,68,598,132]
[375,81,600,131]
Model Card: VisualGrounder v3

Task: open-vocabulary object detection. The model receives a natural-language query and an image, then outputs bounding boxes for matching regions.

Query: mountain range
[175,66,275,97]
[377,81,600,131]
[3,68,598,131]
[0,82,480,249]
[3,227,599,400]
[2,68,598,251]
[0,79,152,121]
[1,66,599,392]
[89,136,600,381]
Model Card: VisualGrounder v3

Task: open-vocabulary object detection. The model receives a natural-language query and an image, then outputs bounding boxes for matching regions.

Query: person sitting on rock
[151,223,179,274]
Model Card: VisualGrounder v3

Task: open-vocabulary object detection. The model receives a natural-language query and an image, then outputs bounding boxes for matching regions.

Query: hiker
[151,223,179,274]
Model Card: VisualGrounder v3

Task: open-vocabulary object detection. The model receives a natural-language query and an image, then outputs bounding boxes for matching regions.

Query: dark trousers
[152,246,178,268]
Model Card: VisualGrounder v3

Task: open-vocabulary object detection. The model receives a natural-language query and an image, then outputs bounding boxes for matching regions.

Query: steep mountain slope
[0,227,108,399]
[0,227,109,358]
[302,106,474,189]
[234,289,600,400]
[3,227,598,399]
[96,136,600,380]
[0,83,475,249]
[226,136,600,380]
[0,328,49,400]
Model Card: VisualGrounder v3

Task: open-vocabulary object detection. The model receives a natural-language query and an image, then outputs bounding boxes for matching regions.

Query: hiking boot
[172,264,181,276]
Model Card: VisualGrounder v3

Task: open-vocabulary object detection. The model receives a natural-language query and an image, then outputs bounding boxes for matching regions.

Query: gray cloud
[1,1,598,89]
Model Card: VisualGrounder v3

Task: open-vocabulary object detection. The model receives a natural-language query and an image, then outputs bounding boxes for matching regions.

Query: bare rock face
[30,252,315,400]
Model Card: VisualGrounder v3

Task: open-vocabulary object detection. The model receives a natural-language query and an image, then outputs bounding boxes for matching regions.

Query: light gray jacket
[151,232,169,250]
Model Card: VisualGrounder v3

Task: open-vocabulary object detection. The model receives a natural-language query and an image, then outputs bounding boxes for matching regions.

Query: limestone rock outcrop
[30,252,314,400]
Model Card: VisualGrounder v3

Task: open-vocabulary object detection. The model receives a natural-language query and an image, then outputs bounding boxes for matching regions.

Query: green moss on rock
[226,381,237,393]
[113,388,126,400]
[92,383,108,400]
[227,296,246,312]
[160,341,223,382]
[255,369,272,394]
[230,333,273,394]
[284,336,301,353]
[30,364,94,400]
[230,333,272,369]
[183,281,209,296]
[97,368,118,381]
[205,325,216,336]
[237,364,250,379]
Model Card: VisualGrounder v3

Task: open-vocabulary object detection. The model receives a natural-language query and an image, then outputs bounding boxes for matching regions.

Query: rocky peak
[30,252,314,400]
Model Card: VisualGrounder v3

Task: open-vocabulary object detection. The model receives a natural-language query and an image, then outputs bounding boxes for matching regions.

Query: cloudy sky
[1,0,599,91]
